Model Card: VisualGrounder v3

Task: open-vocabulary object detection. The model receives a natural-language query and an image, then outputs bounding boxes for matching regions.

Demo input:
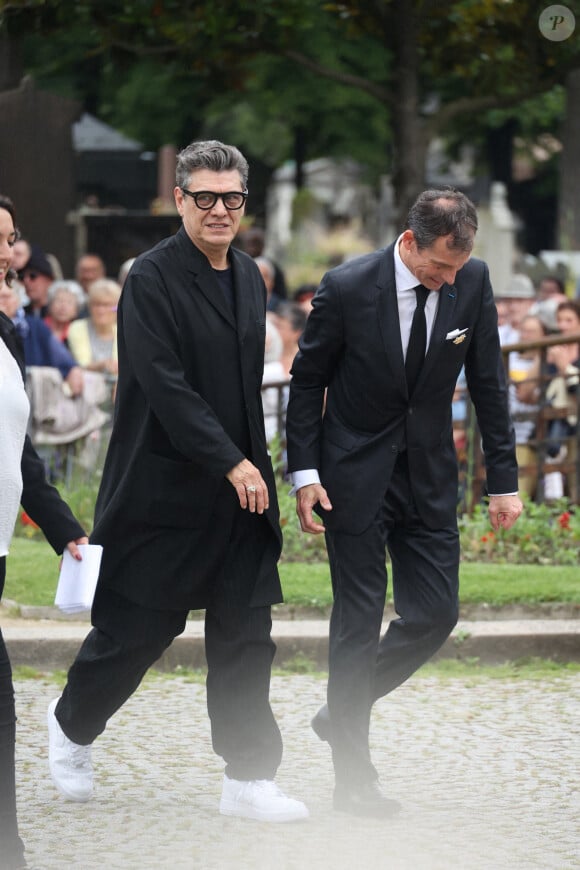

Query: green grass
[4,538,580,609]
[15,657,579,683]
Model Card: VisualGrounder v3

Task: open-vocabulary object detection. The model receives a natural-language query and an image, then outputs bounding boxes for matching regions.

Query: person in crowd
[10,239,31,304]
[11,238,30,274]
[286,188,522,817]
[508,314,547,500]
[536,275,566,300]
[497,273,536,343]
[67,279,121,377]
[262,302,307,448]
[293,283,317,317]
[262,320,286,444]
[235,226,288,301]
[543,300,580,499]
[75,253,106,298]
[19,246,54,318]
[46,140,308,823]
[270,302,307,378]
[495,298,518,346]
[529,275,568,334]
[255,255,282,312]
[43,280,84,349]
[0,194,87,870]
[0,283,83,397]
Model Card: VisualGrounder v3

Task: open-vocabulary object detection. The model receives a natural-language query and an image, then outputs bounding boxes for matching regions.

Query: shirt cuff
[487,492,518,497]
[289,469,320,495]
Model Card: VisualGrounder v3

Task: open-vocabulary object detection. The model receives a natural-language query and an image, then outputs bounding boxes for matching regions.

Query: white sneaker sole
[48,699,94,803]
[219,799,309,822]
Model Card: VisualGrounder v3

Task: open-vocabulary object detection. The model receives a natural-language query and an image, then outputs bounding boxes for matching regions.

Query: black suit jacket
[286,242,518,533]
[90,226,283,610]
[0,312,85,553]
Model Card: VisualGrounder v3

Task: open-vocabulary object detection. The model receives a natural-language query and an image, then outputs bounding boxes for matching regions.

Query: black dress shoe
[311,704,331,743]
[333,780,401,818]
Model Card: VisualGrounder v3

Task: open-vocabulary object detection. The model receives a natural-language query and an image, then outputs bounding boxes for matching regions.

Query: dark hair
[539,274,565,294]
[557,300,580,321]
[405,188,478,254]
[176,140,249,189]
[293,283,317,303]
[275,301,308,334]
[0,194,19,287]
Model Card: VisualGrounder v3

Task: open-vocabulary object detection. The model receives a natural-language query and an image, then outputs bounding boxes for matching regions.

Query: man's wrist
[289,469,320,495]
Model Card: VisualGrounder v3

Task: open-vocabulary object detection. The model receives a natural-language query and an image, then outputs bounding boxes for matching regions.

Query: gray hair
[254,256,275,283]
[87,278,122,304]
[406,188,478,254]
[176,140,249,189]
[48,280,85,306]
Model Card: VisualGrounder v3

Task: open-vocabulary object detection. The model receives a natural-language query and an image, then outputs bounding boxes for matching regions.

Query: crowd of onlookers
[3,220,579,504]
[0,237,132,470]
[486,272,579,502]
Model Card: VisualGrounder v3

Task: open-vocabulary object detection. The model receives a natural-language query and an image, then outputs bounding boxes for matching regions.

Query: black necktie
[405,285,430,395]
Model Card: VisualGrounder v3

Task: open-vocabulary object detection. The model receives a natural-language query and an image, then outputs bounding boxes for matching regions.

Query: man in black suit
[47,140,307,823]
[286,188,523,817]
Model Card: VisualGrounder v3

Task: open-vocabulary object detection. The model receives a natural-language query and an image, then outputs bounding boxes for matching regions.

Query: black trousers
[325,453,459,785]
[0,556,26,869]
[56,509,283,782]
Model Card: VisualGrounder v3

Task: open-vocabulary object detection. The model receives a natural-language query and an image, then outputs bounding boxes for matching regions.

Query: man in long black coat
[47,141,308,823]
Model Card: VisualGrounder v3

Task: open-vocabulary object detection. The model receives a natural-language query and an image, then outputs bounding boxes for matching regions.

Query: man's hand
[65,536,89,561]
[296,483,332,534]
[488,494,523,532]
[226,459,269,514]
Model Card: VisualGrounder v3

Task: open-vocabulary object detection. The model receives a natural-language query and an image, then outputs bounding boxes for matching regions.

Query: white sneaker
[219,775,309,822]
[47,698,94,802]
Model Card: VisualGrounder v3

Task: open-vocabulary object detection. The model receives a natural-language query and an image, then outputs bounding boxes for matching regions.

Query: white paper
[55,544,103,613]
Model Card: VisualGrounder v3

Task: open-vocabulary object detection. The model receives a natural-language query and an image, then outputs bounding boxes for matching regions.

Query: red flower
[21,511,39,529]
[558,512,571,530]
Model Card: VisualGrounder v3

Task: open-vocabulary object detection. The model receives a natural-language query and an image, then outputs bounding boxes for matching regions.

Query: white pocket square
[445,328,469,342]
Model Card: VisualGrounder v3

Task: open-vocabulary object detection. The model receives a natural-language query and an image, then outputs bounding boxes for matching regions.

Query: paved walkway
[14,670,580,870]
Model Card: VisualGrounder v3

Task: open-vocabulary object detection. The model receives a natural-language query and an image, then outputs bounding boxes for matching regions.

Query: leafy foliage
[459,498,580,565]
[4,0,579,209]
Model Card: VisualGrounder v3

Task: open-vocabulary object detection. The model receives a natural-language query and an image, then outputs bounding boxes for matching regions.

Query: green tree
[3,0,580,231]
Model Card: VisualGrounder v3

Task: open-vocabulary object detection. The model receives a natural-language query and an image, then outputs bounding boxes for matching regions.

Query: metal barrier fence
[260,333,580,514]
[26,338,580,512]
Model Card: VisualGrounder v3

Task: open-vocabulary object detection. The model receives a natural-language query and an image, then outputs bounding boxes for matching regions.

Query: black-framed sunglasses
[180,189,248,210]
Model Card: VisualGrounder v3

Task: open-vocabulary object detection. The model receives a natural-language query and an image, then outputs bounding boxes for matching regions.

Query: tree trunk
[0,33,24,91]
[391,0,426,227]
[558,69,580,250]
[294,126,307,190]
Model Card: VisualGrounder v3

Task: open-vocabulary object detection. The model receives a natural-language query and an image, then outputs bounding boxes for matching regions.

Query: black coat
[0,312,85,553]
[286,242,518,534]
[90,226,283,610]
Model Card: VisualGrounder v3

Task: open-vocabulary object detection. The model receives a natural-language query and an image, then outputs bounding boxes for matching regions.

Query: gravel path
[14,671,579,870]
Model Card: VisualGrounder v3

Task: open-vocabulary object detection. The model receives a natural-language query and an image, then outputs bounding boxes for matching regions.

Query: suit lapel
[176,226,237,331]
[374,244,460,397]
[416,282,458,389]
[374,244,406,388]
[230,248,252,344]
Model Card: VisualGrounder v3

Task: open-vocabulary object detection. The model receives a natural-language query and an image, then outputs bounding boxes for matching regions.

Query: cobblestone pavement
[14,671,579,870]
